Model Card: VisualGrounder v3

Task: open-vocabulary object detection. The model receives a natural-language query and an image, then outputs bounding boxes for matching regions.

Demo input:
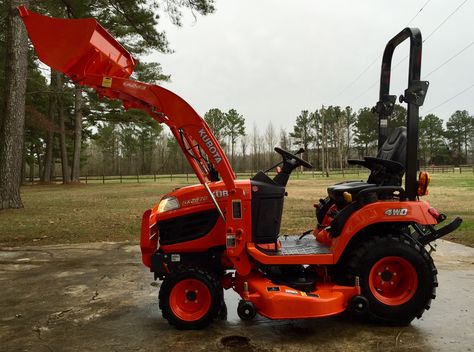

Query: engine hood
[151,180,251,221]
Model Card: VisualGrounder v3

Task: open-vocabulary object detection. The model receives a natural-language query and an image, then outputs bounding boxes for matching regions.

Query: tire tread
[341,232,437,325]
[158,267,221,329]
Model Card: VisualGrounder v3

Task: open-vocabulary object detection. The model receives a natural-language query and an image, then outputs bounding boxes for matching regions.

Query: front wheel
[342,234,437,325]
[159,268,222,329]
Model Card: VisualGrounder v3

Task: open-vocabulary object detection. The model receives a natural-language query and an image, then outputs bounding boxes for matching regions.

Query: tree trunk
[43,70,56,182]
[464,132,468,162]
[315,128,320,170]
[241,140,247,172]
[231,134,235,168]
[28,147,34,184]
[112,126,116,174]
[0,0,29,209]
[140,130,146,175]
[321,114,329,177]
[55,72,70,184]
[35,143,43,181]
[43,129,53,182]
[71,85,82,182]
[321,120,325,177]
[21,142,27,185]
[346,116,352,165]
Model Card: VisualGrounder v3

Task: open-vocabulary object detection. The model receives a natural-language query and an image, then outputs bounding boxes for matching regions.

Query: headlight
[157,196,180,213]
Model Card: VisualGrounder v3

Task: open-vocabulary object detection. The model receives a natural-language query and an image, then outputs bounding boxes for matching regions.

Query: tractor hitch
[418,217,463,245]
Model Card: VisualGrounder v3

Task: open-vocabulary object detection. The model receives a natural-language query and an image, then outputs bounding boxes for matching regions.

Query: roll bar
[373,27,429,201]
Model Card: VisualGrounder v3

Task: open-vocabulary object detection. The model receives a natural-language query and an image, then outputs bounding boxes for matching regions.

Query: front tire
[159,268,221,329]
[342,234,437,325]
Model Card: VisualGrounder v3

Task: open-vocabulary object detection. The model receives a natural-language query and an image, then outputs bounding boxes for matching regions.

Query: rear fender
[331,200,437,263]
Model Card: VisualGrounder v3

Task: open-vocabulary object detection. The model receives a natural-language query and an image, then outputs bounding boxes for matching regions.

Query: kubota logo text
[199,129,222,164]
[123,81,146,90]
[384,208,408,216]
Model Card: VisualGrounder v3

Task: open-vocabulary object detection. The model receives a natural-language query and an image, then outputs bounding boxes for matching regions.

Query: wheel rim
[368,256,418,306]
[169,279,212,322]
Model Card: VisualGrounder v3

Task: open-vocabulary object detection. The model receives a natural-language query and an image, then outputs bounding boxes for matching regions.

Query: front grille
[158,209,219,245]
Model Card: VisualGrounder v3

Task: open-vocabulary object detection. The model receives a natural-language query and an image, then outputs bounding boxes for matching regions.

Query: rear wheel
[159,267,221,329]
[341,233,437,325]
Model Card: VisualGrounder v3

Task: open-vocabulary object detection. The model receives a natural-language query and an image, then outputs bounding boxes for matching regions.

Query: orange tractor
[21,7,462,329]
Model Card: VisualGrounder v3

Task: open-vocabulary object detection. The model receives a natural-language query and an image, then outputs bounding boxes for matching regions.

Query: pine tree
[290,110,314,162]
[354,107,378,157]
[204,108,227,145]
[224,109,245,167]
[0,0,30,209]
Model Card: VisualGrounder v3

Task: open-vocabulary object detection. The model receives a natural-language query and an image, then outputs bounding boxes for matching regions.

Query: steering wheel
[274,147,313,169]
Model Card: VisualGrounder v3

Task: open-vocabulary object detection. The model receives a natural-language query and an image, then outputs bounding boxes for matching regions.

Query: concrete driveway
[1,240,473,352]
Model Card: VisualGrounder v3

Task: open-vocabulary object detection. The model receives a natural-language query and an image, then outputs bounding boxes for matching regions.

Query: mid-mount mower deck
[21,7,463,329]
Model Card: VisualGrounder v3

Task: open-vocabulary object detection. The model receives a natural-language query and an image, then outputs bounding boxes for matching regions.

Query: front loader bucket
[18,6,135,81]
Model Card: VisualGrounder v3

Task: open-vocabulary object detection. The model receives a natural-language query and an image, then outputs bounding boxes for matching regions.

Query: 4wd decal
[384,208,408,216]
[198,128,222,164]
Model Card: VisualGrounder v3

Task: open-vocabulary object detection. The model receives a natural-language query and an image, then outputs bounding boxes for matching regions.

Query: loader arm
[78,74,236,188]
[18,6,236,190]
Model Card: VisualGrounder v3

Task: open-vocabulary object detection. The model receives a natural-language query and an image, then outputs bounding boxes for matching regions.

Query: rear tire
[159,267,221,329]
[341,233,437,325]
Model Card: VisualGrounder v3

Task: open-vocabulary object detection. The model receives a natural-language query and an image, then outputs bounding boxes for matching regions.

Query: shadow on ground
[1,241,473,352]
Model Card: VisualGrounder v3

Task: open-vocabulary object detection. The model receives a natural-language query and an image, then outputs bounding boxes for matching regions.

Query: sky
[148,0,474,131]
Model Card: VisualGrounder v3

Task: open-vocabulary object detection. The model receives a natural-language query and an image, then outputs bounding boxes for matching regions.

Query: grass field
[0,173,473,247]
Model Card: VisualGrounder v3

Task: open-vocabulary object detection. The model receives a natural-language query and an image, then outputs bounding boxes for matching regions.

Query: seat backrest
[376,126,407,167]
[367,126,407,186]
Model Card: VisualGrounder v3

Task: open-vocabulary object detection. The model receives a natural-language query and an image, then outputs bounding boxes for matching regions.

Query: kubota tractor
[20,7,463,330]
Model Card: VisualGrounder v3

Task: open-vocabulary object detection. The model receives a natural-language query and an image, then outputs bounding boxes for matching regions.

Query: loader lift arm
[82,74,236,189]
[18,6,236,190]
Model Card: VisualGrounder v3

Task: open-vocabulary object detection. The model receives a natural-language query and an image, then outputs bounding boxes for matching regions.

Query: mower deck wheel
[237,300,257,321]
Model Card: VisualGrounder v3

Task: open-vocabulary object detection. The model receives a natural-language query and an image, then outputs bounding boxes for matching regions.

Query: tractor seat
[327,181,376,205]
[326,127,407,206]
[348,126,407,186]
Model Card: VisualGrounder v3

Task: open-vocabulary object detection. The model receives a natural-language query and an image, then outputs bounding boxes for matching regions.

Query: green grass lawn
[0,172,472,247]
